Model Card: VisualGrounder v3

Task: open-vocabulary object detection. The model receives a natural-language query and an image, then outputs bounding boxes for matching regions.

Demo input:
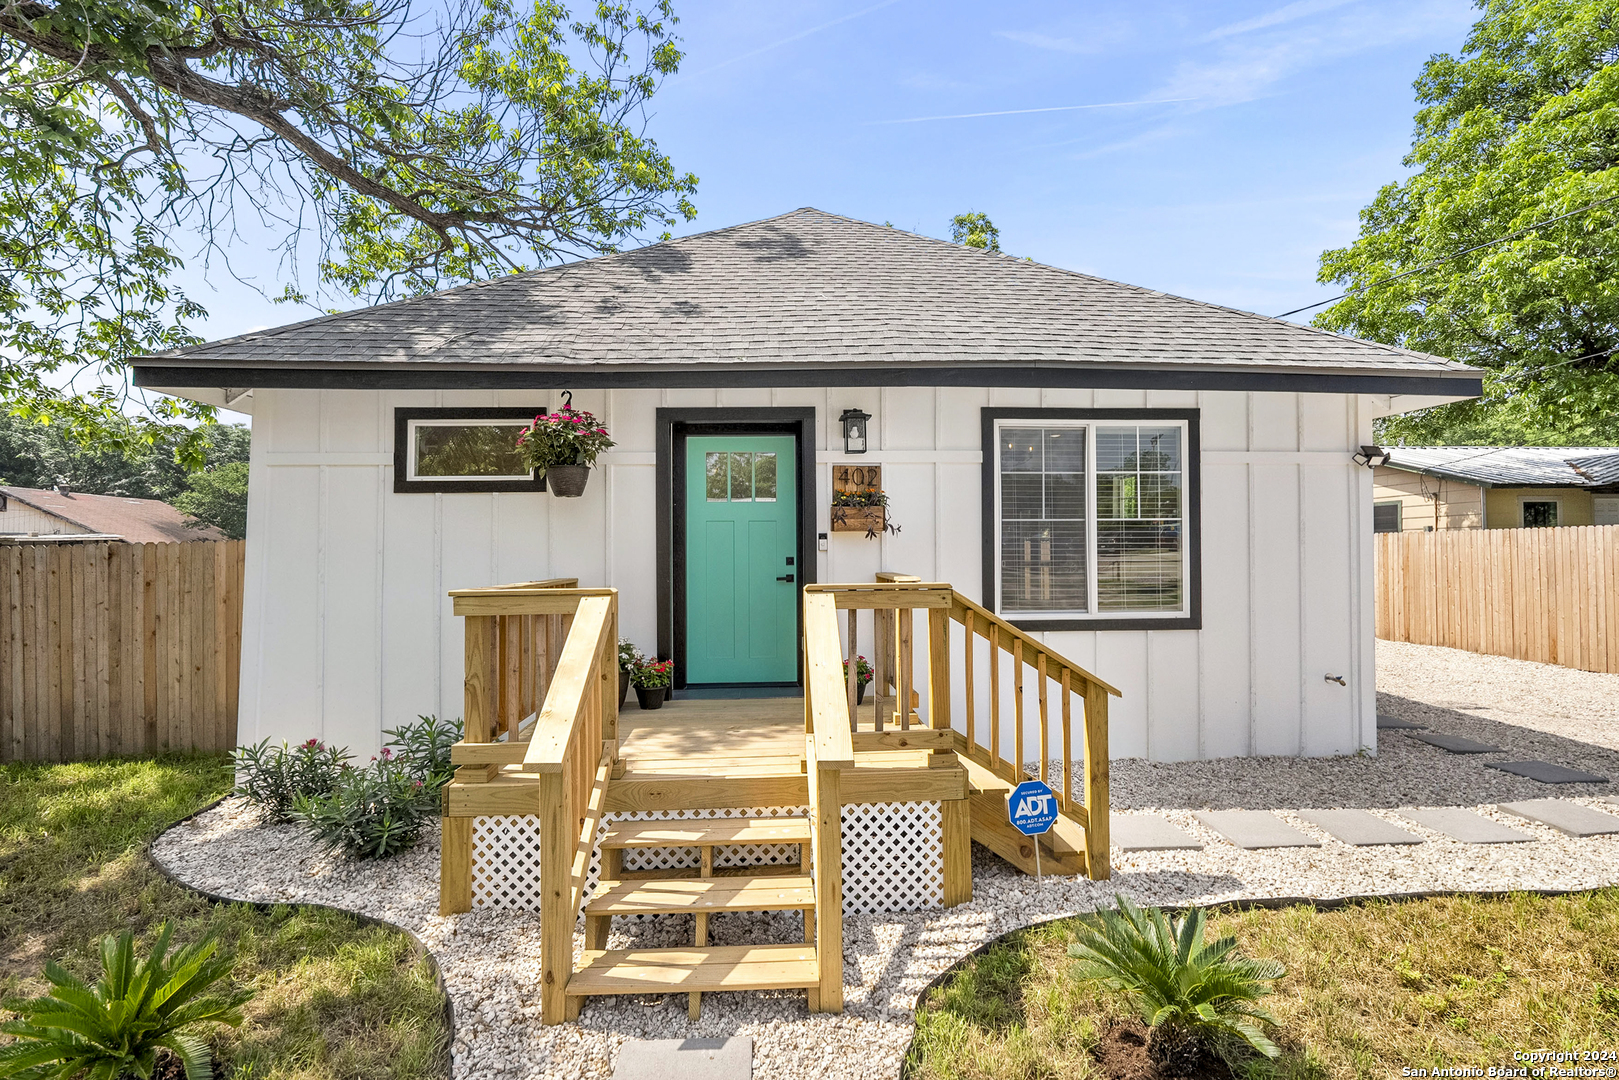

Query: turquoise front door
[685,437,798,684]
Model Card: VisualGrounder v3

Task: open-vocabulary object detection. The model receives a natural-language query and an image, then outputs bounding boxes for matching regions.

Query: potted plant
[843,654,874,704]
[516,404,615,497]
[618,639,642,709]
[631,658,673,710]
[831,488,900,538]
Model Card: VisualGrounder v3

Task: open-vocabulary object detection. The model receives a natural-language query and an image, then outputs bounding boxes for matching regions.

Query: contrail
[871,98,1194,124]
[677,0,906,81]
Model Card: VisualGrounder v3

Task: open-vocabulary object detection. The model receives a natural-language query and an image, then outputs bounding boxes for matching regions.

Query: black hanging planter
[546,465,591,498]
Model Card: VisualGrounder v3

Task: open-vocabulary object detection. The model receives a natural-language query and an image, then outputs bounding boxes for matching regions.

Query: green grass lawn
[908,890,1619,1080]
[0,754,449,1079]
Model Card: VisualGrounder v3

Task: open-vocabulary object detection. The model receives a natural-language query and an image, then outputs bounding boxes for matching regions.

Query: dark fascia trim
[655,407,818,690]
[981,407,1203,632]
[392,407,546,494]
[134,363,1483,398]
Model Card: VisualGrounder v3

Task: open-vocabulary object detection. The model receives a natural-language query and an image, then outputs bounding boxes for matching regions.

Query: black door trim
[656,407,818,689]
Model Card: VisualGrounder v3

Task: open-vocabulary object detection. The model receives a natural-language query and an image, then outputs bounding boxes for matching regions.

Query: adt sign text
[1007,780,1058,836]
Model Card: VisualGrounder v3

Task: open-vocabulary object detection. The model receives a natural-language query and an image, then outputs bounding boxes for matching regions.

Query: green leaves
[1316,0,1619,443]
[0,924,249,1080]
[1067,897,1286,1063]
[0,0,696,452]
[950,211,1000,251]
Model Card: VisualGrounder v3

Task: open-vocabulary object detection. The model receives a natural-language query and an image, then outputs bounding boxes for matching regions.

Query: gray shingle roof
[1382,446,1619,488]
[140,208,1477,384]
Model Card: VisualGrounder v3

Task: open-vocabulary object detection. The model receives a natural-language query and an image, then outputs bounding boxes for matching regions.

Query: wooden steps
[585,875,815,915]
[958,754,1089,877]
[599,817,811,849]
[569,943,819,995]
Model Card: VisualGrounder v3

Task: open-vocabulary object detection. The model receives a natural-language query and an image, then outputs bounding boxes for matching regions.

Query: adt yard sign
[1008,780,1058,836]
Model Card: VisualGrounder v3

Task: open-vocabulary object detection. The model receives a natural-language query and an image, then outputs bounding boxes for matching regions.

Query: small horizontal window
[393,408,547,493]
[1373,502,1401,533]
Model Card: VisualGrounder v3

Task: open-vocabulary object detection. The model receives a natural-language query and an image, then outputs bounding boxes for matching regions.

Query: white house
[133,208,1481,762]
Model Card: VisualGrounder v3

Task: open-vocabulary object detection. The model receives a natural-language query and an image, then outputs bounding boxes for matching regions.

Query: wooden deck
[609,693,963,812]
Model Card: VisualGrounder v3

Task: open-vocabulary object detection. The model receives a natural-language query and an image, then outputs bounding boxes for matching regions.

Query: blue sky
[189,0,1481,344]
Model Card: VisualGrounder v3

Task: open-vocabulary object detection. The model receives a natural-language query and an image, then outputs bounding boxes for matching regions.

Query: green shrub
[1067,896,1285,1066]
[0,924,250,1080]
[230,738,351,823]
[380,714,462,790]
[292,753,440,860]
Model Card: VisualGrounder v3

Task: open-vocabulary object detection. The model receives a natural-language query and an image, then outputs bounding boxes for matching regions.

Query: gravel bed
[152,641,1619,1080]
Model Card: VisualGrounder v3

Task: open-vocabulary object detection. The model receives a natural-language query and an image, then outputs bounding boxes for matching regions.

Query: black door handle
[776,574,795,582]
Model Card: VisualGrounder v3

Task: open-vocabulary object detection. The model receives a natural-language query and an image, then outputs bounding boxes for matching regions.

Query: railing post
[536,768,572,1024]
[439,816,472,915]
[1083,680,1111,879]
[810,760,843,1012]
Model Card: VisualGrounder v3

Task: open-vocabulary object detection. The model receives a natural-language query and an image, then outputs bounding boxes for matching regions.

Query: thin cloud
[870,98,1194,125]
[676,0,905,81]
[994,30,1090,54]
[1202,0,1357,41]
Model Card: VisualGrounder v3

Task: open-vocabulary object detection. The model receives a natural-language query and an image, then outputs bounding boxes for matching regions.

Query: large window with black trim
[982,409,1200,630]
[392,408,546,493]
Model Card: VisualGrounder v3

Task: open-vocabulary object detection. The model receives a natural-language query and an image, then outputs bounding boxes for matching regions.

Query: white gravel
[151,641,1619,1080]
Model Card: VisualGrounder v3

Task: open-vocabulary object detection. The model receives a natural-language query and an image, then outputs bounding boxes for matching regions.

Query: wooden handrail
[948,591,1122,697]
[524,594,614,772]
[810,578,1118,880]
[802,592,855,768]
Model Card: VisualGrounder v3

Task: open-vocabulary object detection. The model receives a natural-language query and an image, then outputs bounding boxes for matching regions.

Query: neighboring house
[0,485,223,543]
[1372,446,1619,533]
[131,208,1482,761]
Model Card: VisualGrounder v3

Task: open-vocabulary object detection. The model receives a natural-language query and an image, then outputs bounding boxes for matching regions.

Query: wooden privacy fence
[1375,525,1619,674]
[0,540,245,762]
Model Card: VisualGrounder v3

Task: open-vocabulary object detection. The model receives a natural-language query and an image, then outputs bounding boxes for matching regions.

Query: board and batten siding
[240,386,1378,763]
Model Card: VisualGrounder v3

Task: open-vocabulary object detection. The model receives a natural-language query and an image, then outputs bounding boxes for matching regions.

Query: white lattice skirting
[467,801,944,915]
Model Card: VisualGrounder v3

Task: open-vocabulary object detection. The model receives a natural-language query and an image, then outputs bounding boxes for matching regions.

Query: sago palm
[0,924,250,1080]
[1068,896,1286,1064]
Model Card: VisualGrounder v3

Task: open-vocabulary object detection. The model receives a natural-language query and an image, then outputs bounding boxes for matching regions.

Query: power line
[1275,193,1619,320]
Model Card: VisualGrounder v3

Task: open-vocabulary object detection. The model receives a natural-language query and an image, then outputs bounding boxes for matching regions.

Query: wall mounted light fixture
[838,407,871,455]
[1352,444,1391,468]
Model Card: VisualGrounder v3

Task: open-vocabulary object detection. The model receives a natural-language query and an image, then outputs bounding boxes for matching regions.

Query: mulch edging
[145,797,457,1080]
[896,885,1601,1080]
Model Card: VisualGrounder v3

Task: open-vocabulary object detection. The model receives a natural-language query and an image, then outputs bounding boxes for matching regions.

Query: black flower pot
[857,681,868,705]
[634,685,666,710]
[619,669,631,709]
[546,465,591,498]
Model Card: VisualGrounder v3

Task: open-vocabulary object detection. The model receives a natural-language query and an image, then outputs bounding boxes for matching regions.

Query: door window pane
[1000,425,1087,612]
[729,453,754,500]
[753,454,778,501]
[412,422,529,478]
[706,453,728,501]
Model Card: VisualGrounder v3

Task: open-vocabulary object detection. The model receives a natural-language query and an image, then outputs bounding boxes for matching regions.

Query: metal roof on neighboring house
[131,208,1482,395]
[0,487,224,542]
[1381,446,1619,488]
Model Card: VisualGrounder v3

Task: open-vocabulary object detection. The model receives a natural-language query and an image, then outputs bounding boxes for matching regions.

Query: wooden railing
[440,581,619,1024]
[806,578,1118,879]
[800,590,854,1013]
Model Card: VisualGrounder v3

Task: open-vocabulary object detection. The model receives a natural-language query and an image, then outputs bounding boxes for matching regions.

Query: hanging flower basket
[516,406,615,498]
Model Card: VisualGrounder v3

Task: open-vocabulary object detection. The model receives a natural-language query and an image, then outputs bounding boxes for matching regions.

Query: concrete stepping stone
[1485,760,1609,784]
[613,1037,751,1080]
[1112,815,1203,851]
[1377,713,1424,730]
[1399,808,1533,844]
[1409,732,1503,754]
[1192,810,1320,849]
[1498,799,1619,837]
[1297,809,1423,846]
